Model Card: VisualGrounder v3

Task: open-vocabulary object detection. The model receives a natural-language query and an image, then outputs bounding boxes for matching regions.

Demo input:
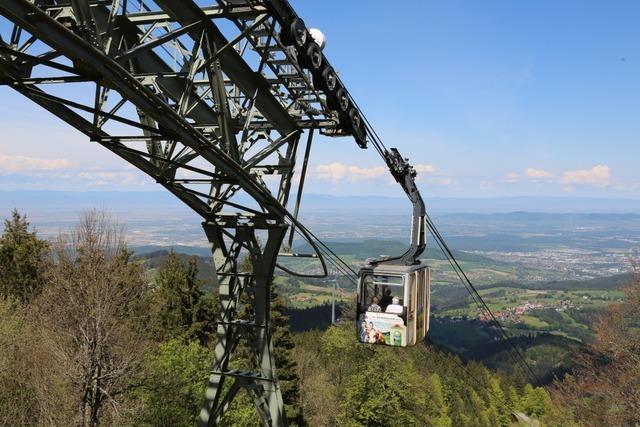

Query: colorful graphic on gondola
[358,312,406,347]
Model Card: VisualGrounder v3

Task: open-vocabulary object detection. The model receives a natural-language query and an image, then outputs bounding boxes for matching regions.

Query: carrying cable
[423,212,541,384]
[293,219,358,277]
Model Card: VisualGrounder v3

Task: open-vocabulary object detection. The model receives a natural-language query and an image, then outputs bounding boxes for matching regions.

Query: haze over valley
[4,191,639,282]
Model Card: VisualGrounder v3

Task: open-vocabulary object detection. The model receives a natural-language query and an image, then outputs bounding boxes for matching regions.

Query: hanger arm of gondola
[369,147,427,266]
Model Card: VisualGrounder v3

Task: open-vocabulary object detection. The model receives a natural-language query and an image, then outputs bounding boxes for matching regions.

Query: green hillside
[479,272,633,291]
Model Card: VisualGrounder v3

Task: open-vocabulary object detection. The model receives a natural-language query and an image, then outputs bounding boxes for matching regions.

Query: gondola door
[422,268,430,338]
[407,271,416,345]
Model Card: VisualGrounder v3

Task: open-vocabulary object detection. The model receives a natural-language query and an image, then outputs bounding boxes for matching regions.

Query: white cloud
[562,165,610,186]
[479,181,492,190]
[428,177,454,186]
[78,171,148,187]
[175,169,197,179]
[0,154,72,174]
[500,172,522,184]
[314,162,387,182]
[413,164,435,174]
[501,172,520,183]
[525,168,553,179]
[313,162,434,183]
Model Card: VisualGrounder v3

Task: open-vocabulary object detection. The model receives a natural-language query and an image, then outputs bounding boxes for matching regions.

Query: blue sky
[1,0,639,199]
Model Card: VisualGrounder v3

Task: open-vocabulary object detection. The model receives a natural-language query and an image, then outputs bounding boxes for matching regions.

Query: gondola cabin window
[362,274,405,313]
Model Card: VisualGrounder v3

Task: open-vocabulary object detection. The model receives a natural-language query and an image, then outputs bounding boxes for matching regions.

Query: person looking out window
[367,296,381,312]
[385,296,403,314]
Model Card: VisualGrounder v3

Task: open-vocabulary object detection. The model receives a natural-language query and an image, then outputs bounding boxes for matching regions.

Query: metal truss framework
[0,1,367,426]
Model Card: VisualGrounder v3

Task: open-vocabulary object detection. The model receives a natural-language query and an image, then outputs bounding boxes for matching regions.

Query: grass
[519,315,550,329]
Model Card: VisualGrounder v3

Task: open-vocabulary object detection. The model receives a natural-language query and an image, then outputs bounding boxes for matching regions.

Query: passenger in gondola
[379,288,393,311]
[367,296,381,312]
[385,296,403,314]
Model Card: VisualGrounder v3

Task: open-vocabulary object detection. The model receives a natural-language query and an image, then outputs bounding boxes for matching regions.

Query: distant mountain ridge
[3,190,640,216]
[479,272,633,291]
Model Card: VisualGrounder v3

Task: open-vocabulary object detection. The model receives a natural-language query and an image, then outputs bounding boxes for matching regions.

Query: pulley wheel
[348,107,367,146]
[322,66,337,92]
[335,87,349,113]
[291,18,307,48]
[280,18,307,47]
[303,42,322,70]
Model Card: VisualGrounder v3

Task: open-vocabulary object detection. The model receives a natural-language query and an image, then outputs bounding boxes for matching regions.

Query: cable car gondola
[357,260,430,347]
[355,148,431,347]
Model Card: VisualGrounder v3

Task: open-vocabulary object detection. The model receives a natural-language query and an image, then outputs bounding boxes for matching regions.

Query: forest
[1,210,639,426]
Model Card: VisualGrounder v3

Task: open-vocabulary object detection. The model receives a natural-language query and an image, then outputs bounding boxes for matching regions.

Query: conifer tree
[0,210,49,303]
[272,285,304,426]
[149,252,216,345]
[425,373,452,427]
[486,377,511,426]
[521,383,552,417]
[340,349,428,426]
[507,385,520,412]
[484,405,501,427]
[554,269,640,426]
[466,387,488,427]
[448,394,470,427]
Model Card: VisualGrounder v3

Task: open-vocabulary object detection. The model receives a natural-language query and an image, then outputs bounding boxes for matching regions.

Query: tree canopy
[553,269,640,426]
[0,210,591,426]
[0,210,49,303]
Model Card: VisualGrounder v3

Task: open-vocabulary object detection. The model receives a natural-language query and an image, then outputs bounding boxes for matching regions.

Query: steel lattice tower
[0,1,367,425]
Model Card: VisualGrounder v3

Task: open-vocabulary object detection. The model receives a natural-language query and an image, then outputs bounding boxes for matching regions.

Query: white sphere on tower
[308,28,326,50]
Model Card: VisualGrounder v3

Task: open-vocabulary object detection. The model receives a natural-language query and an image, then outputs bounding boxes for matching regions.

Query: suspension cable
[276,209,358,285]
[424,213,541,384]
